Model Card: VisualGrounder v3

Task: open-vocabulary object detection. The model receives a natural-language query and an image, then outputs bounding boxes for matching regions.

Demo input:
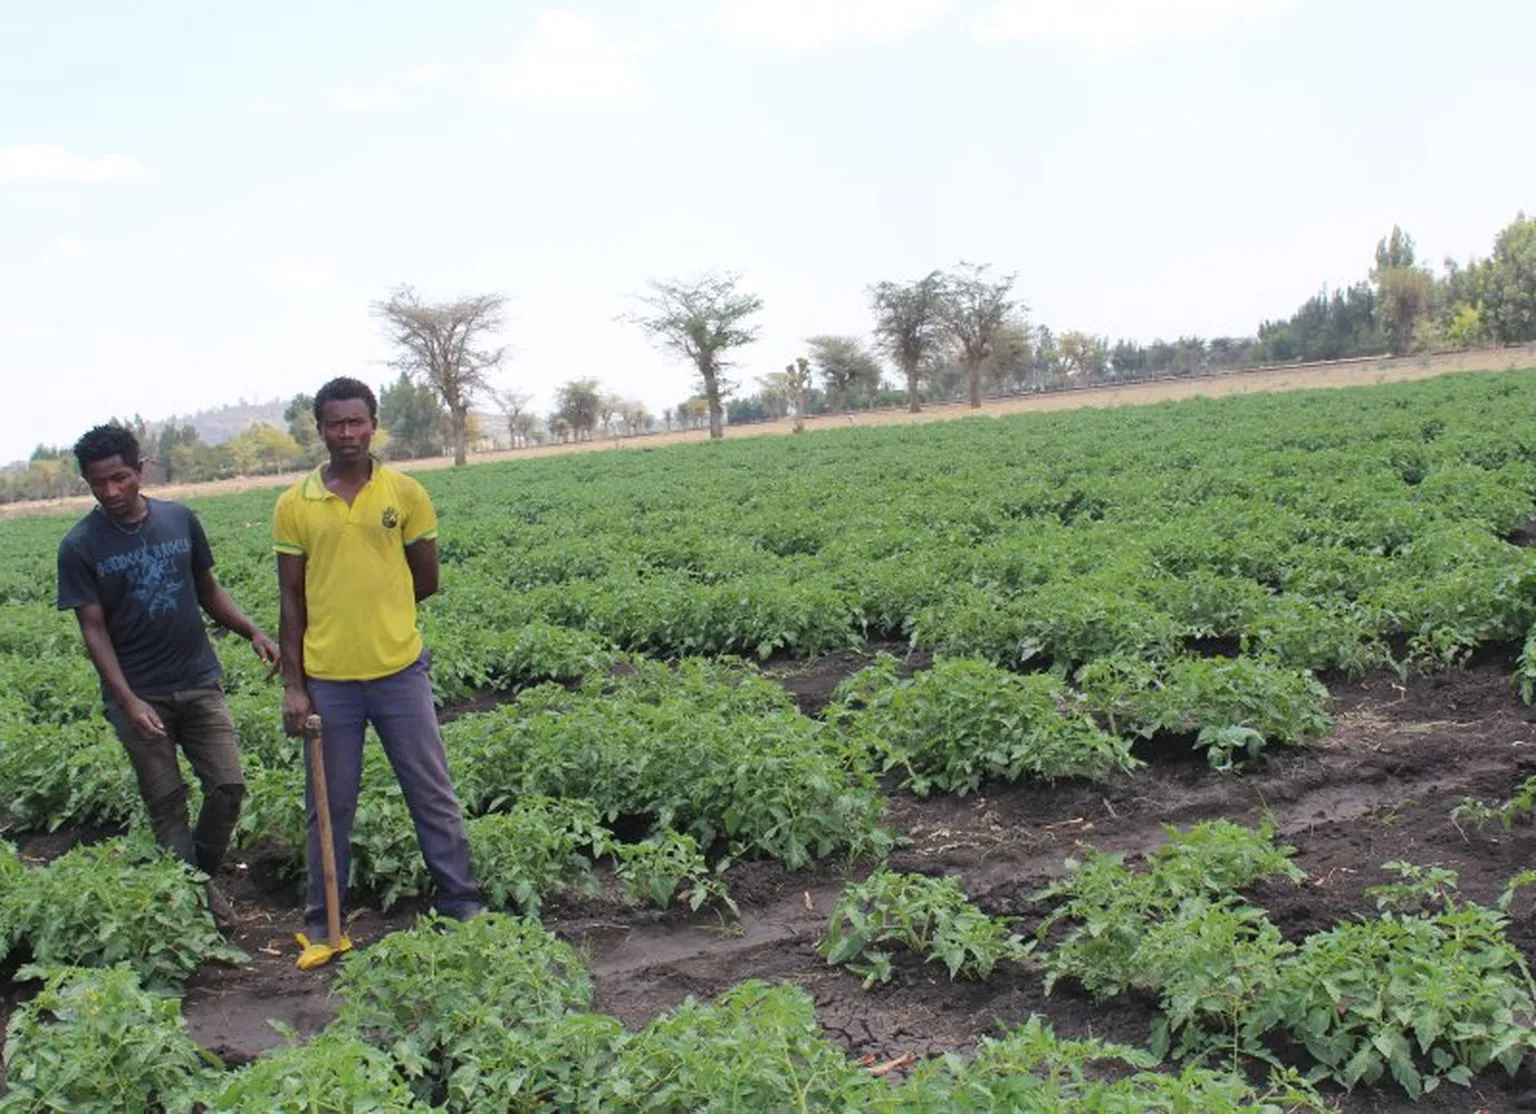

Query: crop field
[4,369,1536,1110]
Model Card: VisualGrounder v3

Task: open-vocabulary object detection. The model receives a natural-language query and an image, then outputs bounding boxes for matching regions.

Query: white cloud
[268,265,337,291]
[344,12,648,108]
[333,84,402,112]
[716,0,949,49]
[975,0,1291,48]
[406,62,449,85]
[0,145,149,185]
[473,10,651,101]
[54,236,88,258]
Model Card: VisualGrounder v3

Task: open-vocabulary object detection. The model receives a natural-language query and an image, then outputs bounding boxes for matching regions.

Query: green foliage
[0,720,143,831]
[833,655,1139,796]
[467,796,611,916]
[331,914,591,1099]
[1077,654,1333,768]
[423,618,614,705]
[379,370,450,460]
[1269,867,1536,1097]
[895,1015,1331,1113]
[1452,773,1536,831]
[199,1028,426,1112]
[1518,622,1536,704]
[1137,897,1294,1067]
[437,1009,625,1113]
[597,981,882,1111]
[1035,837,1536,1099]
[1033,820,1305,998]
[7,371,1536,856]
[0,650,102,724]
[0,965,219,1114]
[820,869,1027,987]
[0,839,20,964]
[613,829,736,915]
[3,835,246,989]
[913,583,1187,673]
[1484,213,1536,344]
[442,658,894,870]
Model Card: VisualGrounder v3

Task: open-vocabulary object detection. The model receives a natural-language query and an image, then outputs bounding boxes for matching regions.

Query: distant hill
[155,398,289,446]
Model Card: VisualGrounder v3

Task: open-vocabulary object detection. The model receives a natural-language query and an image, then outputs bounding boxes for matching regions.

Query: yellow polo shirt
[272,462,438,681]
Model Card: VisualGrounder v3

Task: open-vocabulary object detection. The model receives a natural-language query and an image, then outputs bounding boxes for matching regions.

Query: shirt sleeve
[188,510,216,573]
[400,477,439,547]
[56,537,98,611]
[272,491,305,556]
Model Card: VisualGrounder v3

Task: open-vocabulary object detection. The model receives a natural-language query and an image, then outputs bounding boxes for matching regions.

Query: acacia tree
[869,272,946,413]
[940,262,1017,408]
[491,388,534,449]
[807,335,883,410]
[373,286,507,466]
[555,379,601,441]
[626,273,763,440]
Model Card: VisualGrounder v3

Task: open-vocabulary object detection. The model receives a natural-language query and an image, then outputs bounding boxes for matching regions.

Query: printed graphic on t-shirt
[95,537,192,617]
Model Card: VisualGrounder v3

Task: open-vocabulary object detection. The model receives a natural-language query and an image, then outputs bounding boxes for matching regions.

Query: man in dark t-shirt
[57,425,278,919]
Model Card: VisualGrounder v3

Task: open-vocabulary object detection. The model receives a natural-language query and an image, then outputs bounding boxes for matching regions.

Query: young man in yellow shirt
[273,377,482,969]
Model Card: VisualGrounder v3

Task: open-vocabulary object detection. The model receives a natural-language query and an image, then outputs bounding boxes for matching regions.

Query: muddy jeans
[105,684,246,875]
[303,650,481,935]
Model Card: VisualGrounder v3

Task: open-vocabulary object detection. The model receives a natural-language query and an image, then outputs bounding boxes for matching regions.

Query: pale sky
[3,0,1533,462]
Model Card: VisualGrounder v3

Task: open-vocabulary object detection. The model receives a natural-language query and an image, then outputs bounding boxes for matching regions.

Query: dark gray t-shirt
[56,499,222,697]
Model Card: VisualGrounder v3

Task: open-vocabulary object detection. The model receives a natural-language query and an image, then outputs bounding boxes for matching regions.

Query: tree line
[5,212,1534,501]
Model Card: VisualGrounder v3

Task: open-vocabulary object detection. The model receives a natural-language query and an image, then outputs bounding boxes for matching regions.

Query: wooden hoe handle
[304,714,344,949]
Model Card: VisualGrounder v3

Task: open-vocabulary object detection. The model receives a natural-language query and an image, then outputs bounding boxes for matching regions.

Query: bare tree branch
[373,286,508,465]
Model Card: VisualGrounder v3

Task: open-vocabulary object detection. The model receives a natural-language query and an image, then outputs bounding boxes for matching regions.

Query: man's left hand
[251,630,281,676]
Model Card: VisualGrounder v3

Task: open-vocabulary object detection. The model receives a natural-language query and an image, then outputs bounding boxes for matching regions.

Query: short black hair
[313,377,378,423]
[73,424,142,475]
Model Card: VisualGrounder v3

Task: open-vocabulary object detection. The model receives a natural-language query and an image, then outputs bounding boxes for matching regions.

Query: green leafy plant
[438,1009,626,1113]
[1453,774,1536,831]
[820,869,1027,987]
[1136,897,1293,1069]
[898,1015,1332,1113]
[331,913,592,1100]
[1078,654,1333,769]
[0,720,144,832]
[467,796,612,916]
[833,655,1140,796]
[198,1026,426,1112]
[613,829,736,915]
[424,617,613,705]
[0,838,20,965]
[1268,872,1536,1097]
[596,981,881,1111]
[2,834,246,989]
[1033,820,1305,998]
[0,964,220,1114]
[441,658,895,870]
[1518,622,1536,704]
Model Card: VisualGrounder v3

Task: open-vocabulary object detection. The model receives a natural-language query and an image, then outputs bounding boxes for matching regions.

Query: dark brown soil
[9,653,1536,1111]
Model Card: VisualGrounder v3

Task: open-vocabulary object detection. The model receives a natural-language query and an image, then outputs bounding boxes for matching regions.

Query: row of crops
[4,368,1536,1107]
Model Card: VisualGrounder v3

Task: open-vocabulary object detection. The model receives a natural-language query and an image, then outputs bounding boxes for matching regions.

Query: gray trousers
[303,650,481,932]
[106,684,246,875]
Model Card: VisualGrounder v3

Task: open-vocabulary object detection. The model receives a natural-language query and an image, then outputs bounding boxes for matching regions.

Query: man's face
[317,398,375,462]
[83,455,143,521]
